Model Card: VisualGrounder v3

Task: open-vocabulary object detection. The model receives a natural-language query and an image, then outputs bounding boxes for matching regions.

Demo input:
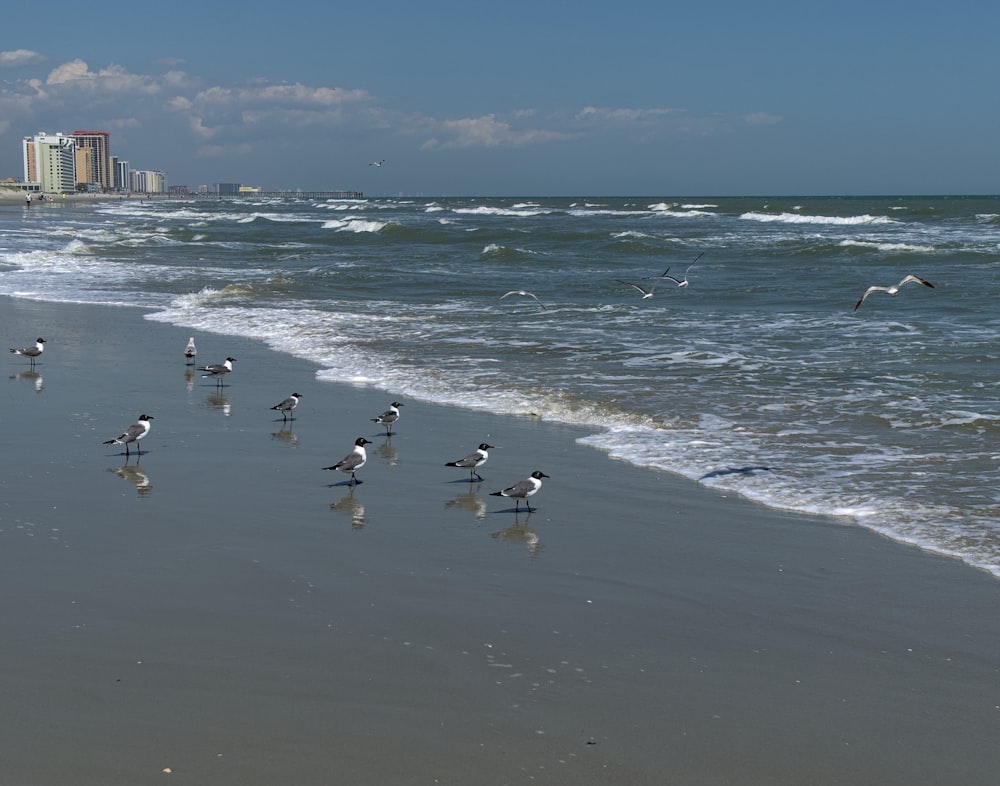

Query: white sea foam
[741,211,896,225]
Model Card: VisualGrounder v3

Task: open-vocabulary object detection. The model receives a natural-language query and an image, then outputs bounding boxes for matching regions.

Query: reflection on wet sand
[490,514,542,556]
[446,488,487,520]
[271,425,298,447]
[109,463,152,496]
[10,370,44,392]
[377,436,398,466]
[205,391,231,416]
[330,488,366,529]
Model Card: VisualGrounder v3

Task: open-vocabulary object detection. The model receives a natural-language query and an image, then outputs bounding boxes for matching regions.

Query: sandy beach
[2,293,999,785]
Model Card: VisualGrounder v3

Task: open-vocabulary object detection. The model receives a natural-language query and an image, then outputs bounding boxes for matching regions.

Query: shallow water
[2,195,998,575]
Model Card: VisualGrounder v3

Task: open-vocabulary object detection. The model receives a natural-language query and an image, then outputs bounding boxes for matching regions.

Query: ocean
[2,195,998,576]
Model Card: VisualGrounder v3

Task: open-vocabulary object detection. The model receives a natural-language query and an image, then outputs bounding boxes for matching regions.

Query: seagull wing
[899,274,934,289]
[854,286,886,311]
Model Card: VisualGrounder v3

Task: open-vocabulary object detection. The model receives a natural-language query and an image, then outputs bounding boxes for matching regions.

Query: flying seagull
[854,275,935,311]
[323,437,373,485]
[372,401,403,436]
[645,252,704,288]
[270,392,302,422]
[616,280,657,299]
[184,337,197,363]
[9,337,46,367]
[490,470,549,513]
[199,356,236,386]
[369,159,385,167]
[446,443,496,482]
[103,414,154,457]
[500,290,547,310]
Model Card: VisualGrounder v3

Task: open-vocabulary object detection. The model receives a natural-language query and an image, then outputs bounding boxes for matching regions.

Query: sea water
[2,195,998,575]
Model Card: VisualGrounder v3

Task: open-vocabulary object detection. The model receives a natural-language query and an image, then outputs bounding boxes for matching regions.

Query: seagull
[103,414,154,457]
[616,280,657,299]
[645,252,704,287]
[500,290,547,310]
[446,443,496,482]
[372,401,403,436]
[199,356,236,386]
[369,159,385,167]
[854,275,935,311]
[323,437,373,485]
[270,392,302,422]
[490,470,549,513]
[9,337,46,367]
[184,337,197,363]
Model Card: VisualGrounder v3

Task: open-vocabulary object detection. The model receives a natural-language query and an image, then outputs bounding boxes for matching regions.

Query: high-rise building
[69,130,111,191]
[113,158,130,192]
[22,132,77,193]
[131,169,166,194]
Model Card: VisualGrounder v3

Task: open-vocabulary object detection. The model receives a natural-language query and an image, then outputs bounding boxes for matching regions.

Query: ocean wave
[741,211,896,225]
[321,218,389,233]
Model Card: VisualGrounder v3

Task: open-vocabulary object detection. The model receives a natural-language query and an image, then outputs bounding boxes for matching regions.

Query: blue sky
[1,0,996,196]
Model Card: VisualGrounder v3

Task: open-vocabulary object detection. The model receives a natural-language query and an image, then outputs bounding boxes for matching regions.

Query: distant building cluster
[17,130,166,194]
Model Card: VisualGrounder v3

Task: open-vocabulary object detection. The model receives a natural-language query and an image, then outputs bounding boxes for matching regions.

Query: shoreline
[3,294,999,784]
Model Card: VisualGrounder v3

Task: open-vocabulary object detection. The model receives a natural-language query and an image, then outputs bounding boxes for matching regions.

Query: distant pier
[213,191,364,199]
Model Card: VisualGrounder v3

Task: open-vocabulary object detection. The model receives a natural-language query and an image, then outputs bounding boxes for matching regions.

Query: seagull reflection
[184,368,194,392]
[446,487,487,520]
[205,391,231,416]
[377,436,398,466]
[330,488,366,529]
[109,463,152,496]
[490,516,542,556]
[11,370,44,392]
[272,425,298,447]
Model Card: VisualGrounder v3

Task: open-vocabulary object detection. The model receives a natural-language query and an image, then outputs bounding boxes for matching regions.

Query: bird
[323,437,373,485]
[184,337,197,363]
[616,280,657,299]
[270,392,302,422]
[369,159,385,167]
[446,443,496,482]
[372,401,403,436]
[199,356,236,386]
[645,252,704,287]
[854,275,935,311]
[490,470,549,513]
[9,337,46,367]
[103,414,154,457]
[500,290,547,310]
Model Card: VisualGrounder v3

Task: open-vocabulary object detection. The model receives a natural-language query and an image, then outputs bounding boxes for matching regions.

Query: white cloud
[744,112,782,126]
[421,114,570,150]
[0,49,44,68]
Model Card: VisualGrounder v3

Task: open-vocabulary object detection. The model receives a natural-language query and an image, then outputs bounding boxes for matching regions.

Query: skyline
[1,0,997,197]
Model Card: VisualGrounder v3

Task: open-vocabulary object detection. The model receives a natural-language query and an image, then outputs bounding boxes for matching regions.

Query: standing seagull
[323,437,373,485]
[9,337,46,367]
[854,275,935,311]
[490,470,549,513]
[270,392,302,422]
[103,414,154,457]
[199,356,236,386]
[446,443,496,482]
[184,337,197,364]
[646,252,704,288]
[372,401,403,436]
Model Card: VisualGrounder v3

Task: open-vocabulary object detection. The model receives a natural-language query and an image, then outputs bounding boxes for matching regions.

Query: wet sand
[2,294,999,785]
